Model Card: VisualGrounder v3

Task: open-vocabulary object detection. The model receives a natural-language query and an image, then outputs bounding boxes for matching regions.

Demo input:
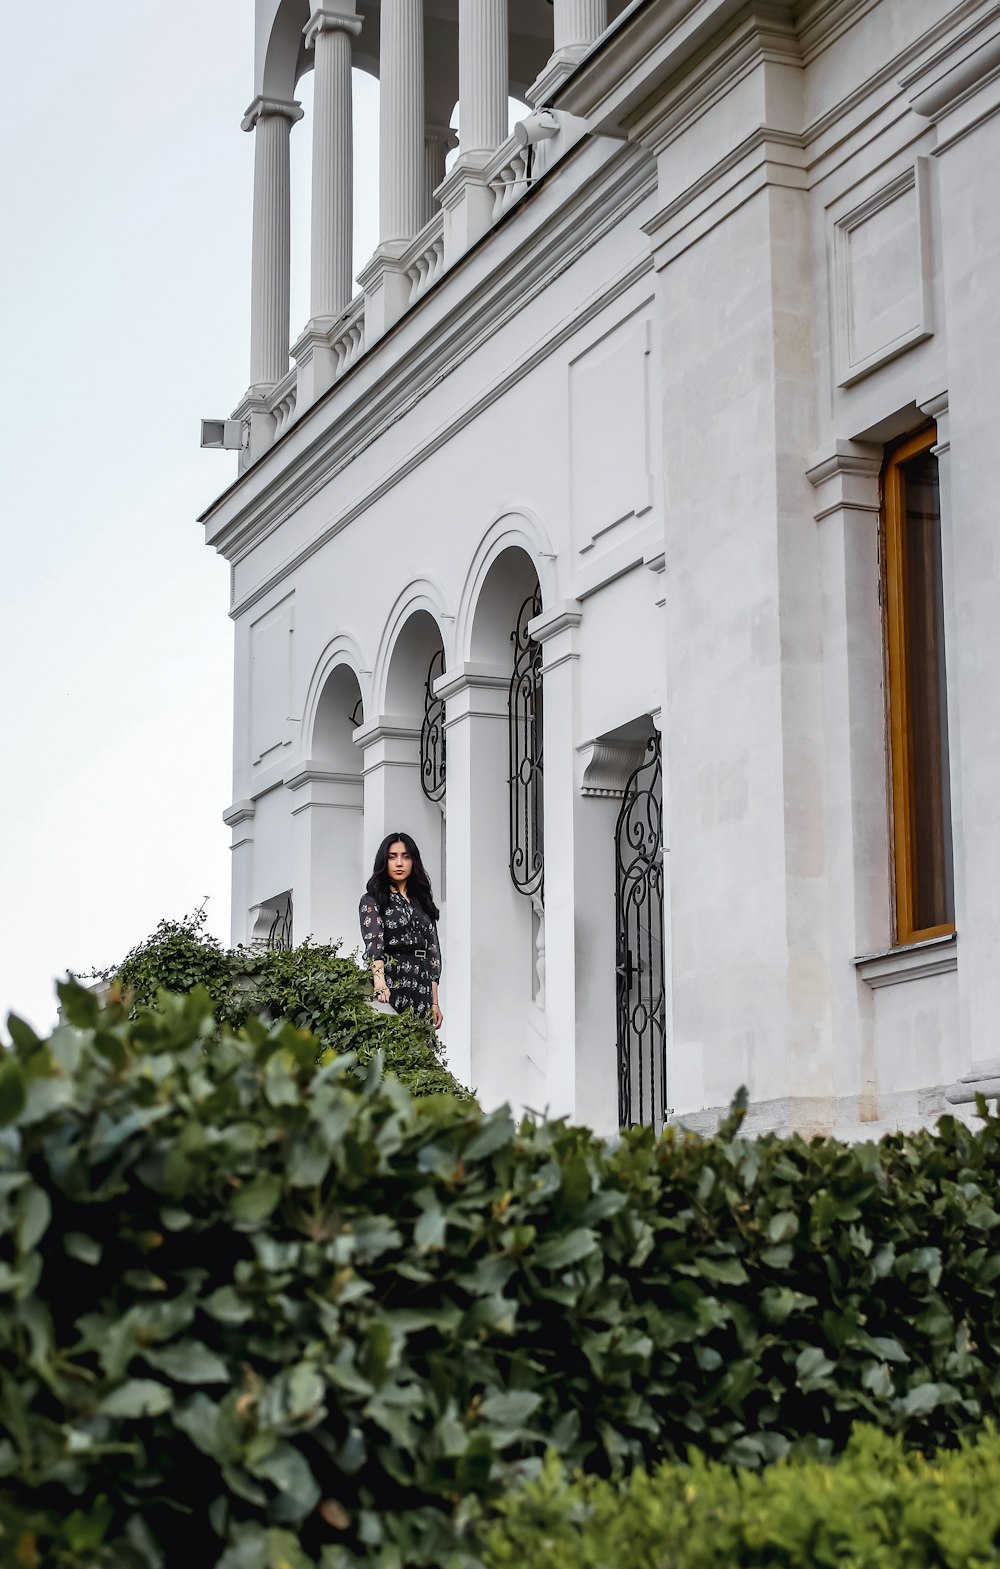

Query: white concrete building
[201,0,1000,1138]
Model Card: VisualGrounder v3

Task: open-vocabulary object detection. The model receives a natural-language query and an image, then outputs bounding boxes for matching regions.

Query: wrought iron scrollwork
[615,732,666,1129]
[349,697,364,728]
[509,585,544,899]
[267,892,294,952]
[420,648,446,803]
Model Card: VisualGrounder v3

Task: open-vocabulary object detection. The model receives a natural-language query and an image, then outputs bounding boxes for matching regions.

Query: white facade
[202,0,1000,1139]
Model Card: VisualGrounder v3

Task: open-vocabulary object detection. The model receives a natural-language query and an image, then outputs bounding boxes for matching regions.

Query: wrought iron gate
[420,647,446,803]
[509,585,544,898]
[615,732,667,1128]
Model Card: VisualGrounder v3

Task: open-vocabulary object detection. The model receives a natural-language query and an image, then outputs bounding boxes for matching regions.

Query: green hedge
[1,984,1000,1566]
[96,907,468,1100]
[480,1425,1000,1568]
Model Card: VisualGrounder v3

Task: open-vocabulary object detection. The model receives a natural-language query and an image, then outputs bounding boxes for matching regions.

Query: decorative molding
[225,256,656,621]
[303,4,362,50]
[853,932,957,989]
[353,716,422,747]
[282,761,363,791]
[802,0,989,155]
[202,140,656,583]
[436,663,510,705]
[527,599,583,644]
[642,128,806,268]
[223,799,256,827]
[900,3,1000,123]
[241,95,303,133]
[831,159,934,388]
[578,736,650,798]
[805,438,882,523]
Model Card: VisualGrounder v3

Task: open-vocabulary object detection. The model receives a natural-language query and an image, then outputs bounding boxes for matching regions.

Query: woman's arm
[429,925,443,1028]
[359,896,391,1002]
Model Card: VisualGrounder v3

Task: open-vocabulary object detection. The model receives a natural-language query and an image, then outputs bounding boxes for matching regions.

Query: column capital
[241,95,304,133]
[426,122,459,151]
[304,3,363,49]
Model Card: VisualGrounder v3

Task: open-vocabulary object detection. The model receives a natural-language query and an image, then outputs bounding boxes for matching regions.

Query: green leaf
[478,1390,542,1427]
[144,1340,230,1384]
[99,1378,174,1418]
[767,1211,799,1243]
[0,1062,26,1126]
[230,1173,283,1225]
[16,1184,51,1253]
[464,1110,515,1162]
[65,1232,102,1265]
[533,1228,596,1269]
[697,1255,748,1286]
[900,1381,960,1416]
[795,1346,836,1392]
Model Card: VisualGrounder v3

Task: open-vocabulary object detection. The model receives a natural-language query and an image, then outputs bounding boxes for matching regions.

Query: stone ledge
[853,932,957,989]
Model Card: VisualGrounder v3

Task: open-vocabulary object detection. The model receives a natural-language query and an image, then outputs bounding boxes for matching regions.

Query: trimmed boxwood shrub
[479,1425,1000,1568]
[94,907,468,1100]
[1,983,1000,1565]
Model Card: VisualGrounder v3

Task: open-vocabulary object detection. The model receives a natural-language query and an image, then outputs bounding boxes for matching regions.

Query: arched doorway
[287,662,365,951]
[445,546,543,1109]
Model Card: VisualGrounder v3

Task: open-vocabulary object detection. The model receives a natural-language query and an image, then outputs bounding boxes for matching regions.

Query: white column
[458,0,508,158]
[285,764,364,950]
[528,602,583,1122]
[379,0,424,244]
[423,123,458,224]
[528,0,605,103]
[242,96,303,387]
[305,5,362,320]
[438,0,508,262]
[553,0,606,52]
[439,665,531,1110]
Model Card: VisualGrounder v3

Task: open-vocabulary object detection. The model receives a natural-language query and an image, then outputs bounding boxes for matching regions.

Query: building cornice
[204,148,657,611]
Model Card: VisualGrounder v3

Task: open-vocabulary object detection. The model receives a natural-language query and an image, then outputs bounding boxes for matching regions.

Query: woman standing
[359,832,443,1028]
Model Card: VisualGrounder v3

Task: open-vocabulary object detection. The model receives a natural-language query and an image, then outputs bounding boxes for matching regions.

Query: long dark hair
[366,832,440,921]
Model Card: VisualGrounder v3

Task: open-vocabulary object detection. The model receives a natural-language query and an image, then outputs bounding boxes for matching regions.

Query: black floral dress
[359,890,441,1018]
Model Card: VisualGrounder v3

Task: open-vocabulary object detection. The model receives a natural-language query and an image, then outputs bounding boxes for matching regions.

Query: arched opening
[448,546,543,1110]
[381,608,448,909]
[289,663,365,952]
[313,663,365,767]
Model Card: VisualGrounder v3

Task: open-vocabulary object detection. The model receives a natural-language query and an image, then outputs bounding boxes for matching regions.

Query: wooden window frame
[881,423,955,946]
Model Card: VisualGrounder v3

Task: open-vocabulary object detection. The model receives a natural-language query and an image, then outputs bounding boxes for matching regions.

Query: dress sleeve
[359,895,385,962]
[428,921,442,982]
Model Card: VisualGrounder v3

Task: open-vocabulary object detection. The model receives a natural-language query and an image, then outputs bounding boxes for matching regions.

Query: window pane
[900,451,954,931]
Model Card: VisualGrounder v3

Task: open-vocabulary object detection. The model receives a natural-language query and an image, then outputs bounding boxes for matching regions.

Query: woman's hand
[374,980,391,1004]
[372,961,390,1004]
[431,1003,443,1029]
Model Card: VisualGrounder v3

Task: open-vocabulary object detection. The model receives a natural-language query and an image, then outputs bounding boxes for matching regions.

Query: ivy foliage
[2,986,1000,1565]
[94,906,467,1101]
[480,1425,1000,1568]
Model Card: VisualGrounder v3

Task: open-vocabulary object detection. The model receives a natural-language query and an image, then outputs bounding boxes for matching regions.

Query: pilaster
[904,17,1000,1103]
[285,759,364,950]
[223,799,256,948]
[528,601,583,1119]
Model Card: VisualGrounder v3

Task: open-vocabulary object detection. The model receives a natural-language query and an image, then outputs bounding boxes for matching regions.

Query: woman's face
[387,841,413,886]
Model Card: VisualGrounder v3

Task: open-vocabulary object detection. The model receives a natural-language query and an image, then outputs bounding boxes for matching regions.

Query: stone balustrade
[404,212,446,305]
[235,0,612,457]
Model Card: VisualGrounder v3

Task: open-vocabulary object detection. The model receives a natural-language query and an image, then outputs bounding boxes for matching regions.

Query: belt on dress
[413,947,428,959]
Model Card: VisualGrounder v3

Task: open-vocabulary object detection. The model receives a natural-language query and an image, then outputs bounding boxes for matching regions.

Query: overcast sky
[0,2,382,1033]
